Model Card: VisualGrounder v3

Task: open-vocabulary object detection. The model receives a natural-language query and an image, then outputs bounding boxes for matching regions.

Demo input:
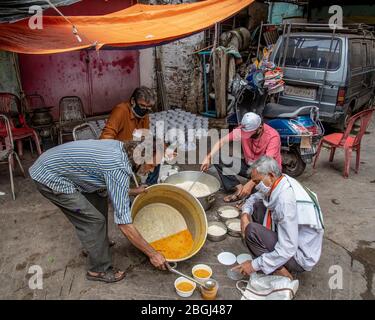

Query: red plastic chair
[0,93,42,157]
[0,114,26,200]
[313,108,375,178]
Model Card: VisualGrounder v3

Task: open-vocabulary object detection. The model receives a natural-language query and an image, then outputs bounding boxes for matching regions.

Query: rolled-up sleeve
[104,169,132,225]
[242,192,264,215]
[252,199,299,274]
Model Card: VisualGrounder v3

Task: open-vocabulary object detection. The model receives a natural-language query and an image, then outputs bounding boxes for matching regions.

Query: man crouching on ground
[29,139,166,283]
[233,156,324,280]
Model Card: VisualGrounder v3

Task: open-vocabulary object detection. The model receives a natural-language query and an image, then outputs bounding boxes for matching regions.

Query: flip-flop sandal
[86,268,126,283]
[82,240,116,257]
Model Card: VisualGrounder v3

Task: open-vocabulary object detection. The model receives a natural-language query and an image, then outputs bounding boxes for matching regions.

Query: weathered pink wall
[18,50,140,119]
[17,0,139,120]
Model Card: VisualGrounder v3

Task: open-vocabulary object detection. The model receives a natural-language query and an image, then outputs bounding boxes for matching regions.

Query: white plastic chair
[72,122,99,141]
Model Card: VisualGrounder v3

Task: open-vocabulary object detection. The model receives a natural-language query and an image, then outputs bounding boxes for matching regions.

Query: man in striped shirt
[29,139,166,283]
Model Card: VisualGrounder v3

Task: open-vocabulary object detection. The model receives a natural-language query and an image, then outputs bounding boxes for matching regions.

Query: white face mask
[255,180,271,195]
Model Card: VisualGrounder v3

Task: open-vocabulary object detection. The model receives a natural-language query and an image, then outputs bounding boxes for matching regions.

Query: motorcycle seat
[263,103,312,118]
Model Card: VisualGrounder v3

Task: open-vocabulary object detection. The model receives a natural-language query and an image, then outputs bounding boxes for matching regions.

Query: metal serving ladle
[166,262,217,290]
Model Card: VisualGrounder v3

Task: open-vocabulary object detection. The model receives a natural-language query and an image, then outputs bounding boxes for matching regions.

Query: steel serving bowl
[207,221,227,242]
[225,218,242,238]
[216,205,240,222]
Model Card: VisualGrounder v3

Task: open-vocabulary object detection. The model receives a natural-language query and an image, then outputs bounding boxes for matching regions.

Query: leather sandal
[86,267,126,283]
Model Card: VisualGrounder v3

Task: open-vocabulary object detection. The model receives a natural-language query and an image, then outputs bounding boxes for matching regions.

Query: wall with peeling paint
[268,2,304,24]
[139,0,204,113]
[0,51,20,97]
[18,50,139,119]
[17,0,206,117]
[16,0,139,119]
[162,33,204,112]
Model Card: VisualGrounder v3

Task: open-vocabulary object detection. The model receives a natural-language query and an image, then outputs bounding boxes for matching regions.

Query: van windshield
[274,37,341,70]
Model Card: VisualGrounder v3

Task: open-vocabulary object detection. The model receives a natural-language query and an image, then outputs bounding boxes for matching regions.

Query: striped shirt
[29,139,133,225]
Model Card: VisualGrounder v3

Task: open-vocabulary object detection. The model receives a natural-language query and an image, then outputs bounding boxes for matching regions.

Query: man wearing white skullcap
[201,112,281,203]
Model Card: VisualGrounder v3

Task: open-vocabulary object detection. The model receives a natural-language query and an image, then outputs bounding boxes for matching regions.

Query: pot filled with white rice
[164,171,221,210]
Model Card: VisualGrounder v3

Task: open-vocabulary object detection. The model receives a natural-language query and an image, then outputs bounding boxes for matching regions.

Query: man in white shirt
[233,156,324,280]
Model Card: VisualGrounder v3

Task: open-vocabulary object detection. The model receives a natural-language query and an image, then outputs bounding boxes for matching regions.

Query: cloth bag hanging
[236,273,299,300]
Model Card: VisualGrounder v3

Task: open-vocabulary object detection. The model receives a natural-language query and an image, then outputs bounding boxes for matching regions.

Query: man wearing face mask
[201,112,281,203]
[100,86,160,185]
[233,156,324,280]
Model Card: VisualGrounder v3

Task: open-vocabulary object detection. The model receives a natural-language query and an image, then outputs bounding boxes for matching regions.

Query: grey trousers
[34,181,112,273]
[245,200,305,274]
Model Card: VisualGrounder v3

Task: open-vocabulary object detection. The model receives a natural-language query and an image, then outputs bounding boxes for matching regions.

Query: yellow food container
[131,184,208,262]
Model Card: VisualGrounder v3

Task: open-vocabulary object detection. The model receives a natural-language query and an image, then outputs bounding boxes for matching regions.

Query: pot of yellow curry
[131,184,208,262]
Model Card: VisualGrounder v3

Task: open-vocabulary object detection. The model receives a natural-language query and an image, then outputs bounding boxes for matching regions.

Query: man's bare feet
[273,267,293,280]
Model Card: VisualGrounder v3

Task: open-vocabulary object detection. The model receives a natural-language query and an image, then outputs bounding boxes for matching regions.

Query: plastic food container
[192,264,213,282]
[174,277,196,298]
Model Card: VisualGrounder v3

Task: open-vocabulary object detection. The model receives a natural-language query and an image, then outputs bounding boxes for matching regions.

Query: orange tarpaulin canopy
[0,0,254,54]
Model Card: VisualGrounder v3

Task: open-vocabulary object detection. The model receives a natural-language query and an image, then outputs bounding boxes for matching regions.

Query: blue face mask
[255,180,271,195]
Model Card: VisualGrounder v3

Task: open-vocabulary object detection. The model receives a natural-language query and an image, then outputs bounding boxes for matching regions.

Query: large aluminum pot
[131,184,207,262]
[164,171,220,210]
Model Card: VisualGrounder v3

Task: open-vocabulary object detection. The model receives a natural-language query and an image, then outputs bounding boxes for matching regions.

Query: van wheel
[282,150,306,177]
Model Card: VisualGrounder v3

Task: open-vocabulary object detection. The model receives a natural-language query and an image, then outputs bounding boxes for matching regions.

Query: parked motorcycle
[262,102,324,177]
[231,80,324,177]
